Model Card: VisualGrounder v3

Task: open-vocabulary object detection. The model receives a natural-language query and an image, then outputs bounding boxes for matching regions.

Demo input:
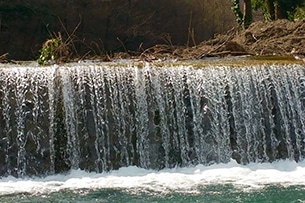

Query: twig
[0,53,8,60]
[117,37,129,55]
[0,53,16,63]
[198,27,236,58]
[191,27,196,47]
[187,11,192,47]
[57,15,82,58]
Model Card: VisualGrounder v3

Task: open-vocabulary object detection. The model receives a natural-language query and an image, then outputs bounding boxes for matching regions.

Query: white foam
[1,159,305,195]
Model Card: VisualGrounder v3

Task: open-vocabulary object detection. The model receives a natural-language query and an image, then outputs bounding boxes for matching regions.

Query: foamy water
[1,159,305,196]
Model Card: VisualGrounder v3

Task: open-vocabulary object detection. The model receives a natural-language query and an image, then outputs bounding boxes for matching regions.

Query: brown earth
[133,19,305,62]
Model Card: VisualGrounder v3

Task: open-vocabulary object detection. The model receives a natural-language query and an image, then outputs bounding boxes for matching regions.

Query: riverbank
[133,19,305,62]
[1,19,305,64]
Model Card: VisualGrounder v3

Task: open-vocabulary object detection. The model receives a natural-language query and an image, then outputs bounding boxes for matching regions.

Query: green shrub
[38,33,69,65]
[289,6,305,20]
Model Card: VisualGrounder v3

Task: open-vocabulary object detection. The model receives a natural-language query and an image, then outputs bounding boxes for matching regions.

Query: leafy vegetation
[233,0,305,29]
[38,33,69,65]
[231,0,244,28]
[288,6,305,20]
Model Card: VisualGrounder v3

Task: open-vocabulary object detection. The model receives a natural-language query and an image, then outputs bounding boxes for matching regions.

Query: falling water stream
[0,61,305,202]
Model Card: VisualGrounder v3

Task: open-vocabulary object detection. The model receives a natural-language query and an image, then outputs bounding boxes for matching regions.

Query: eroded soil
[136,19,305,62]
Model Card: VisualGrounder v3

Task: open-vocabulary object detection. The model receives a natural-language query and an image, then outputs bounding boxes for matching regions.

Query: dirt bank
[136,19,305,61]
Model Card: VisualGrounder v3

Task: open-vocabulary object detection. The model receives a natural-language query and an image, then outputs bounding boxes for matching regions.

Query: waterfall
[0,63,305,177]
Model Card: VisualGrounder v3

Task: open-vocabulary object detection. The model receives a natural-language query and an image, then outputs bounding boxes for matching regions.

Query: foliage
[231,0,244,27]
[252,0,305,20]
[277,0,304,19]
[289,6,305,20]
[252,0,271,21]
[231,0,252,29]
[37,33,69,65]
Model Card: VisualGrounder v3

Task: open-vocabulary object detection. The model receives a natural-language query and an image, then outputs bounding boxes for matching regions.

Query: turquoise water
[1,185,305,202]
[1,160,305,202]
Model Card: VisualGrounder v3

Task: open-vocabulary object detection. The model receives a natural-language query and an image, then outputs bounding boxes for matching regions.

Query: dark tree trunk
[275,2,285,19]
[243,0,252,28]
[266,0,276,20]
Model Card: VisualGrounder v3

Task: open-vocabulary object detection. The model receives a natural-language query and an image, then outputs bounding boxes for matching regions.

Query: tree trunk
[243,0,252,28]
[266,0,276,20]
[275,1,285,19]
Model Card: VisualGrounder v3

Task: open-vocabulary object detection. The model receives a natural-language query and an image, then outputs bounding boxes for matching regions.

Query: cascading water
[0,67,56,177]
[0,62,305,177]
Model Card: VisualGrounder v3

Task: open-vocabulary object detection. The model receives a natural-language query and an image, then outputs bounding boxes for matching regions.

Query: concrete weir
[0,62,305,177]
